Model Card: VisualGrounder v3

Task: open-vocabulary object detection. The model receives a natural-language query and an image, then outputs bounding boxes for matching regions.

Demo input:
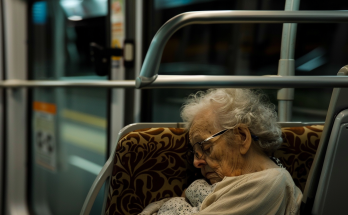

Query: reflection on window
[32,1,47,25]
[155,0,212,9]
[60,0,107,20]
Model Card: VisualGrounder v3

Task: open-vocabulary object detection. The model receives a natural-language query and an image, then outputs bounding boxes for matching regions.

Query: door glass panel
[29,1,108,214]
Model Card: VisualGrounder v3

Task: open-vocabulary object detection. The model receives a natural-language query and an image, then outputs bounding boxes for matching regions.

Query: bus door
[3,0,138,214]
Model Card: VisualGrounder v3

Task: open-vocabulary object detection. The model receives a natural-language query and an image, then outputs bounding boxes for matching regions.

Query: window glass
[29,1,108,214]
[144,0,348,123]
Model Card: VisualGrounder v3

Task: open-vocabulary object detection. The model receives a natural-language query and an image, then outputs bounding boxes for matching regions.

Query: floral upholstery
[104,128,196,215]
[271,125,324,192]
[105,125,323,215]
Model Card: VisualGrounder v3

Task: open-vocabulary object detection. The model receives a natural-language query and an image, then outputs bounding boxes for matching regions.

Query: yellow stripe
[62,122,106,154]
[62,109,107,129]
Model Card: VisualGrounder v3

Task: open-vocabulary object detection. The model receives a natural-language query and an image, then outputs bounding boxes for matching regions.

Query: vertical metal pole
[3,0,29,215]
[134,0,143,122]
[110,0,126,153]
[277,0,300,121]
[0,0,3,213]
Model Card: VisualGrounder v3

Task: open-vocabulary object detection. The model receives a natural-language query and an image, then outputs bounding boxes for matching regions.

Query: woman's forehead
[189,115,214,140]
[189,125,203,140]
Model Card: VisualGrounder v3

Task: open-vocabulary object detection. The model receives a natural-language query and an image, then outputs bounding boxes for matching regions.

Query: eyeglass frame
[189,128,259,161]
[190,128,229,160]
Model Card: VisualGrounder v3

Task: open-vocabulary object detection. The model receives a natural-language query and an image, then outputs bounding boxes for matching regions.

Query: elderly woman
[140,88,302,215]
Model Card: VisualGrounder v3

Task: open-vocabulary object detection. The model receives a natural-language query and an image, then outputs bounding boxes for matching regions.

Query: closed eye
[202,142,213,154]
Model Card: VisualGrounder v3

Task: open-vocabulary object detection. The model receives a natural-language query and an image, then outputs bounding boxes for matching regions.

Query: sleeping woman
[139,88,302,215]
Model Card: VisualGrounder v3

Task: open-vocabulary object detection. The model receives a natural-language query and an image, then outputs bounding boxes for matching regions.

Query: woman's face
[189,109,248,184]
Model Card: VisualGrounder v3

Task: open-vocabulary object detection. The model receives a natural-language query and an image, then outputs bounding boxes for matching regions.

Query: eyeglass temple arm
[204,129,229,142]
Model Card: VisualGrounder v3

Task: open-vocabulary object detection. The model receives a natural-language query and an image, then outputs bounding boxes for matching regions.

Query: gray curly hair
[181,88,282,154]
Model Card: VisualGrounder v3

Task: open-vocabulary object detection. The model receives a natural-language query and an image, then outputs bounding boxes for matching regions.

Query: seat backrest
[272,125,324,192]
[105,125,323,215]
[104,127,194,215]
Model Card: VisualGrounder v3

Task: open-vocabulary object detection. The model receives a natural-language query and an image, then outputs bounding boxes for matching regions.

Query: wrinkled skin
[189,109,279,184]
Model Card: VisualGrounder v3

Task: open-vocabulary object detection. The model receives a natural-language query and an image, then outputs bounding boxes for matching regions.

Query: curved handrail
[136,10,348,88]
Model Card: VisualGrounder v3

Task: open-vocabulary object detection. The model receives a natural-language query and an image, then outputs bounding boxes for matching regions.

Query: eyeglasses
[188,129,229,161]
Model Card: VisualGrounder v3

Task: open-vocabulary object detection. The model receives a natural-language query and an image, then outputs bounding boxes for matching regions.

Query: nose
[193,156,206,168]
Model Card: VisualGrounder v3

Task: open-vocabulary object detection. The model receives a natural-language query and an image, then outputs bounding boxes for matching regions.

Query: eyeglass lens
[193,143,204,159]
[188,129,229,162]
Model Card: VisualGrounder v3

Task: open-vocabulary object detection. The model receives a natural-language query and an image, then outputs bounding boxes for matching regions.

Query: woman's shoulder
[200,168,302,214]
[239,168,293,181]
[221,168,289,182]
[259,167,292,180]
[219,168,300,194]
[258,168,298,188]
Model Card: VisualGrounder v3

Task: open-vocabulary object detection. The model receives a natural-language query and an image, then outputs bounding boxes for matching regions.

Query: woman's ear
[235,126,252,155]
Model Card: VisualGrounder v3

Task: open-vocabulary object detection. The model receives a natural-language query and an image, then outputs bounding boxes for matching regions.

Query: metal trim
[3,0,29,214]
[0,0,3,212]
[278,122,324,127]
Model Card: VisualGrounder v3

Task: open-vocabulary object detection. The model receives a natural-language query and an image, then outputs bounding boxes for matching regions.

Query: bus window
[142,0,348,123]
[29,0,108,214]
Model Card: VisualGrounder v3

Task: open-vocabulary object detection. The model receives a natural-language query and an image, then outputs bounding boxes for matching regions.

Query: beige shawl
[198,168,302,215]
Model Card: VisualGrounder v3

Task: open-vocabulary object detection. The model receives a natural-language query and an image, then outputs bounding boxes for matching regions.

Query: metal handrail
[0,80,135,88]
[139,75,348,88]
[2,75,348,88]
[136,10,348,88]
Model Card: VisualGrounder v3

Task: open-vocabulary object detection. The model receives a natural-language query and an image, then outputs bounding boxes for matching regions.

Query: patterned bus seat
[105,125,323,215]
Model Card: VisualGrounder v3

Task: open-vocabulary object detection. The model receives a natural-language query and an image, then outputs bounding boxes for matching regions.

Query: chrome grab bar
[136,10,348,88]
[0,80,135,88]
[2,75,348,88]
[140,75,348,88]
